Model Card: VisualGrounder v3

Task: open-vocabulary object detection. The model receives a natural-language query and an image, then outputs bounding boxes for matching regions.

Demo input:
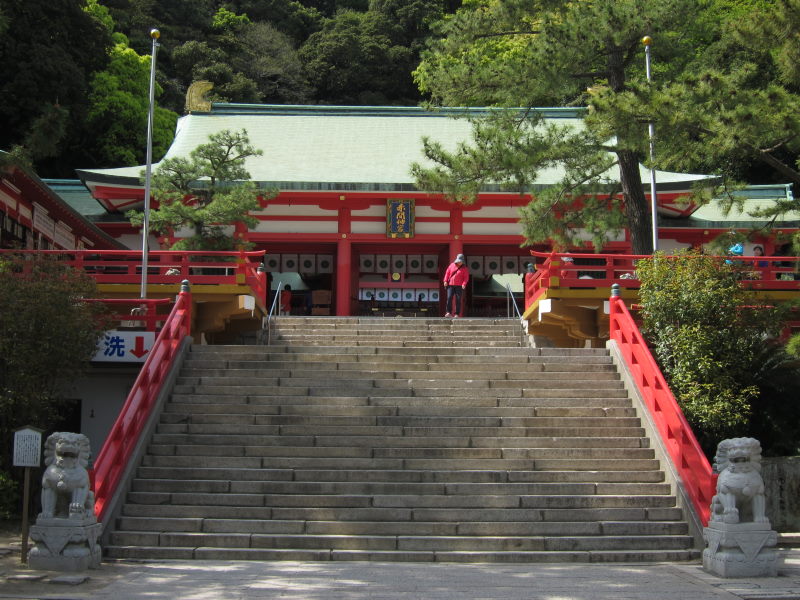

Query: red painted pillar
[335,236,352,316]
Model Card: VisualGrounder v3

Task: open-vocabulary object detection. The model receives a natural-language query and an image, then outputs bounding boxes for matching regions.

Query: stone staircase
[105,317,698,563]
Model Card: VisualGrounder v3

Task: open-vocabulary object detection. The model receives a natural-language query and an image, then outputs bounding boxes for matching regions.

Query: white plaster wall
[352,221,385,234]
[351,206,386,217]
[253,220,339,233]
[463,222,522,236]
[465,206,520,219]
[416,222,450,235]
[257,205,337,216]
[416,206,450,217]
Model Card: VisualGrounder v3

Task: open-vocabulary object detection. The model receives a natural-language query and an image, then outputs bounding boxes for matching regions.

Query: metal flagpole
[140,28,160,299]
[643,35,658,253]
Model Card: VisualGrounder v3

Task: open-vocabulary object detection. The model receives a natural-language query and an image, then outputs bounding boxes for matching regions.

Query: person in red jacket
[443,253,469,318]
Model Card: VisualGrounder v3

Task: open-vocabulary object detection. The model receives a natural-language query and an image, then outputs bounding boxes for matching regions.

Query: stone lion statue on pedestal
[710,437,768,525]
[40,432,95,519]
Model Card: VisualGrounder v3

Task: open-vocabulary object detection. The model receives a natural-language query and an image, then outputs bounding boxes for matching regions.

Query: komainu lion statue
[710,437,768,525]
[40,432,95,519]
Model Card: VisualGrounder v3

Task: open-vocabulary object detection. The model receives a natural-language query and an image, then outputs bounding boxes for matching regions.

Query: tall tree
[0,253,108,481]
[414,0,708,254]
[127,129,272,250]
[0,0,113,175]
[633,0,800,227]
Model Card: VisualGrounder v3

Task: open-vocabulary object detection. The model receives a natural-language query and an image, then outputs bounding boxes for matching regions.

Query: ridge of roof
[207,103,588,119]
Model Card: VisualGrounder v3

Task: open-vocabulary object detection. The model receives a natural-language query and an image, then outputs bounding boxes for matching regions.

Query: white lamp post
[643,35,658,253]
[140,28,160,299]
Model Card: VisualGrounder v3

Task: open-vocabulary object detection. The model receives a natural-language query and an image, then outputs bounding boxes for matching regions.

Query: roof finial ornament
[185,80,214,114]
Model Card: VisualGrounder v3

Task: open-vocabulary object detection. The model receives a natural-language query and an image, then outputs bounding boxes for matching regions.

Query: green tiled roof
[43,179,127,222]
[681,185,798,227]
[77,103,711,193]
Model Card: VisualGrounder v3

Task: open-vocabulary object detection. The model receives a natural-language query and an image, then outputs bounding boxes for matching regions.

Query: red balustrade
[91,287,193,523]
[84,298,172,332]
[608,293,715,526]
[0,249,268,300]
[525,251,800,312]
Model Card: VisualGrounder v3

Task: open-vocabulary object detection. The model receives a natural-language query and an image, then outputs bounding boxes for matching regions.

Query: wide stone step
[119,502,683,523]
[129,479,671,496]
[102,544,700,563]
[125,490,676,510]
[152,432,647,450]
[135,467,666,484]
[164,397,637,411]
[175,369,621,382]
[160,400,635,420]
[141,455,661,471]
[108,530,692,553]
[113,517,688,537]
[183,356,616,370]
[155,411,639,430]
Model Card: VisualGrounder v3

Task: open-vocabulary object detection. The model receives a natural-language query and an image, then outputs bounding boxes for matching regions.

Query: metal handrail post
[263,279,283,346]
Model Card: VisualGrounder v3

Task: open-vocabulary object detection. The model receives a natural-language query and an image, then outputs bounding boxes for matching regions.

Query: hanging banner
[386,199,415,239]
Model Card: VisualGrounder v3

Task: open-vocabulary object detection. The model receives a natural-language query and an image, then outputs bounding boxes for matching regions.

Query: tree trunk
[607,46,653,255]
[617,149,653,255]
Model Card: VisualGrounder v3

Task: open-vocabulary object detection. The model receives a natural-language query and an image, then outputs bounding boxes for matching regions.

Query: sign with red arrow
[92,330,156,363]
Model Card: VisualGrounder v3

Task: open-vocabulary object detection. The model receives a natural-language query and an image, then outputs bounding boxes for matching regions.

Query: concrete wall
[68,366,139,457]
[763,456,800,532]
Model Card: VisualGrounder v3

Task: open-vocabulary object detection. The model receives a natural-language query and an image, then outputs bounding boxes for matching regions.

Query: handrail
[524,251,800,312]
[506,283,526,347]
[0,249,267,294]
[84,298,171,331]
[91,281,193,524]
[505,283,523,319]
[263,279,283,346]
[608,287,715,526]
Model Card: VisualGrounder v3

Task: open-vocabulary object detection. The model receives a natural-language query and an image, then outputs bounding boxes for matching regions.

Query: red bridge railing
[608,290,715,525]
[524,251,800,311]
[91,284,193,523]
[0,249,268,303]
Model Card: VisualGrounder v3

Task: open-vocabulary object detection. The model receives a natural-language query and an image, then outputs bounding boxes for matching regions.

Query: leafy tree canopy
[127,129,274,250]
[0,0,113,175]
[85,38,179,166]
[414,0,718,254]
[636,251,799,454]
[0,254,109,472]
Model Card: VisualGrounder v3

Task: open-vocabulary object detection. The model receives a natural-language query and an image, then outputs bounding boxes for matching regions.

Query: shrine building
[68,104,796,317]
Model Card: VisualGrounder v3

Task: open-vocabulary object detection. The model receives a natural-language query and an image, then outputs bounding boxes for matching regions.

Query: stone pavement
[3,534,800,600]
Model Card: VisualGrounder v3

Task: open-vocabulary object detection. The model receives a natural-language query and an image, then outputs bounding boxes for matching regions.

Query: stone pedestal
[28,516,102,571]
[703,522,779,577]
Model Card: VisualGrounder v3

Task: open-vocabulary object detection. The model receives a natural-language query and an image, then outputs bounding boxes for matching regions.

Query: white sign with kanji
[13,427,42,467]
[93,330,156,363]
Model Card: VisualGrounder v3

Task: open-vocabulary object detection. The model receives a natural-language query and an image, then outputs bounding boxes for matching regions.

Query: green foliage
[299,9,418,104]
[0,0,113,175]
[414,0,707,254]
[787,333,800,358]
[0,469,19,520]
[127,129,273,250]
[0,254,109,473]
[211,7,251,32]
[636,251,797,454]
[86,41,178,166]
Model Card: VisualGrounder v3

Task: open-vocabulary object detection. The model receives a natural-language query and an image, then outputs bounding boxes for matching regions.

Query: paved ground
[3,529,800,600]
